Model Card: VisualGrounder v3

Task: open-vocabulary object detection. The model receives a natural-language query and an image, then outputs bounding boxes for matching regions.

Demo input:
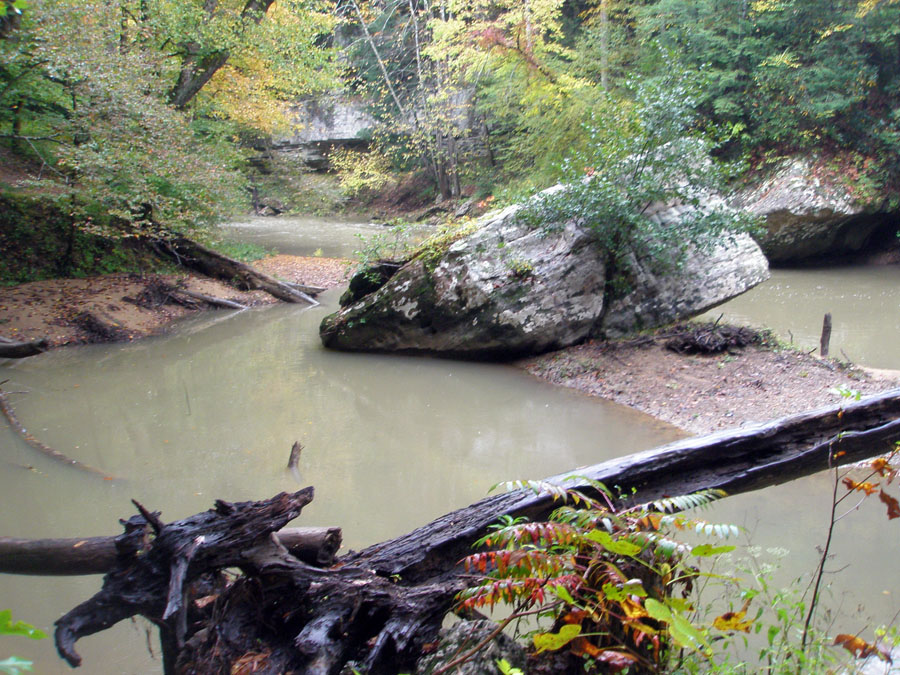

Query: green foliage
[205,238,271,263]
[633,0,900,191]
[458,482,733,672]
[0,193,169,283]
[517,69,758,294]
[0,610,46,675]
[0,0,338,261]
[351,221,415,271]
[329,147,393,198]
[457,446,900,673]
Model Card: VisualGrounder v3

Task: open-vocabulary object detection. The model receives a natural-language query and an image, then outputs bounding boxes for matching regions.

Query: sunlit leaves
[0,611,45,641]
[458,487,738,669]
[0,610,45,675]
[842,477,878,495]
[585,529,641,556]
[691,544,736,557]
[650,489,728,514]
[644,598,711,655]
[533,624,581,653]
[0,656,35,675]
[713,609,754,633]
[833,633,891,660]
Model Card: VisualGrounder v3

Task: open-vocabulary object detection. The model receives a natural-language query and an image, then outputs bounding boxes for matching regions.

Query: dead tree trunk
[0,527,341,576]
[152,237,318,305]
[54,389,900,674]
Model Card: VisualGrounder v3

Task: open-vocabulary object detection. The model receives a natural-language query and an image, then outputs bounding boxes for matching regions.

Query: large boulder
[320,198,769,359]
[731,157,898,263]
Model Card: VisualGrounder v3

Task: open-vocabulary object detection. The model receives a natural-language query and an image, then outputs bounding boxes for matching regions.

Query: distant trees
[0,0,337,234]
[633,0,900,189]
[341,0,900,201]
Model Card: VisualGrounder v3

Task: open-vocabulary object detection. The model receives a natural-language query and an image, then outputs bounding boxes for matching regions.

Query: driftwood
[153,237,319,306]
[285,281,327,295]
[0,526,341,576]
[54,389,900,674]
[0,336,49,358]
[126,279,247,311]
[0,387,115,479]
[173,288,247,310]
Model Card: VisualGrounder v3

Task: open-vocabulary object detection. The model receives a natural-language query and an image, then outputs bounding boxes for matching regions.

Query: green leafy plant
[456,479,738,673]
[329,147,394,198]
[517,66,759,297]
[0,610,46,675]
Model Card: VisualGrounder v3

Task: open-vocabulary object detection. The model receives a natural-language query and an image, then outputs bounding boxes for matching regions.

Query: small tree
[519,68,758,294]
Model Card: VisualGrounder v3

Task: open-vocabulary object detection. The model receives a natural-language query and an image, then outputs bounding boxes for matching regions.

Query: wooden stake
[821,312,832,357]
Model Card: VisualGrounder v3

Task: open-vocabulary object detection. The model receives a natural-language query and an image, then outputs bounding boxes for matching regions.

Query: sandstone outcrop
[320,196,769,359]
[731,157,898,263]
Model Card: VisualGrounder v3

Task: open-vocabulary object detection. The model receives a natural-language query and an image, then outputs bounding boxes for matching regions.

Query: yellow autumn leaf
[713,610,754,633]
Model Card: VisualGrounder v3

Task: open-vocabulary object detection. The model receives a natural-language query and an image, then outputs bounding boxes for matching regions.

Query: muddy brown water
[1,218,899,672]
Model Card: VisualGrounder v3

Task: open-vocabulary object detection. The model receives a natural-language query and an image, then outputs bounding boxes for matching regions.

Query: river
[1,217,898,672]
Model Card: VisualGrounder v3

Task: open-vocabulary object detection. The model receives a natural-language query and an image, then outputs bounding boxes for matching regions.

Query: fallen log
[153,237,318,306]
[285,281,327,295]
[54,389,900,674]
[172,288,247,311]
[0,526,341,576]
[0,336,49,358]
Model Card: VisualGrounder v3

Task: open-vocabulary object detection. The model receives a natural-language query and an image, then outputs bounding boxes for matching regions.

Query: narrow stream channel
[1,218,898,672]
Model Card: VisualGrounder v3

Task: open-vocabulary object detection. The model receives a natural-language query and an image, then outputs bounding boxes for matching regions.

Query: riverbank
[520,330,900,435]
[4,256,900,436]
[0,254,350,347]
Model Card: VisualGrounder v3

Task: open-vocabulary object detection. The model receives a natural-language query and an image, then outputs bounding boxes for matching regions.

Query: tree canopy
[0,0,337,235]
[2,0,898,238]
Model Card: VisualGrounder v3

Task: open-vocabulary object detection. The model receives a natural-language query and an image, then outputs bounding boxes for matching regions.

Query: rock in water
[730,156,897,263]
[320,200,769,359]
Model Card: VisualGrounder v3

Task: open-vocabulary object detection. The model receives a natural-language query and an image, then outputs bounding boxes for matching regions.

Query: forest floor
[3,254,899,434]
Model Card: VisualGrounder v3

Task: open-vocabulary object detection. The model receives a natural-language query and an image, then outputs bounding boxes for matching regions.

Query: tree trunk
[0,526,341,576]
[152,237,318,305]
[53,389,900,674]
[167,0,276,109]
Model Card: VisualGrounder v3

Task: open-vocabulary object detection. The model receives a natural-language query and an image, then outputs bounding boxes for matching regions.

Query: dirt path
[0,255,351,347]
[519,332,900,435]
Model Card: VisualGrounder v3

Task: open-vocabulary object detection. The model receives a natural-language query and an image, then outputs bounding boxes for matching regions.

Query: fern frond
[551,505,622,533]
[463,549,573,578]
[645,488,728,514]
[655,513,741,539]
[490,479,571,502]
[457,575,572,610]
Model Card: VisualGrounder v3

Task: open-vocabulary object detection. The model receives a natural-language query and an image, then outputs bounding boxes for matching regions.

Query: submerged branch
[0,387,116,480]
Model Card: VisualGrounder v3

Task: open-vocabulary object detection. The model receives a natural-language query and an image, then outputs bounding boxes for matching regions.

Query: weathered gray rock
[320,195,769,359]
[730,157,897,262]
[415,620,526,675]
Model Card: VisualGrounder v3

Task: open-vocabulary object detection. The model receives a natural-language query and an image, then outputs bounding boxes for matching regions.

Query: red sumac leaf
[879,489,900,519]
